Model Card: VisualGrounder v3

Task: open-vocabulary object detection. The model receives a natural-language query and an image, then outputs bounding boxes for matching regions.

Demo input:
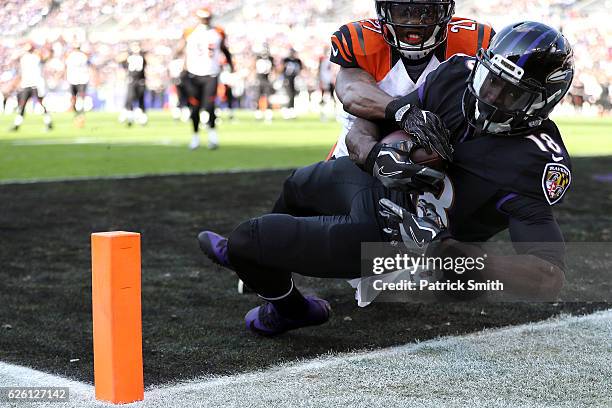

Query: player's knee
[284,161,325,192]
[188,96,200,107]
[280,170,299,201]
[228,215,300,265]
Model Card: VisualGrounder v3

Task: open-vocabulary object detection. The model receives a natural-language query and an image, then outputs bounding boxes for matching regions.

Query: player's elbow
[337,81,358,112]
[545,264,565,298]
[532,256,565,300]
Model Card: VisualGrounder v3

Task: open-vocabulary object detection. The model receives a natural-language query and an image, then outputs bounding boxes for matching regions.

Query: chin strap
[399,47,436,61]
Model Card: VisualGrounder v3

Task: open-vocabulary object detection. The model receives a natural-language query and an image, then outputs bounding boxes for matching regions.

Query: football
[380,130,445,170]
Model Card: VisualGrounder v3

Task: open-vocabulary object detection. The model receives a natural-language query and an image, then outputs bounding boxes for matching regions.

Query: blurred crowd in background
[0,0,610,117]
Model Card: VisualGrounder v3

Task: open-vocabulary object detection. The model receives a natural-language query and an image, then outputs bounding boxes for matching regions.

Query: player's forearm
[346,118,380,165]
[336,68,394,120]
[174,40,186,58]
[431,239,565,301]
[483,254,565,301]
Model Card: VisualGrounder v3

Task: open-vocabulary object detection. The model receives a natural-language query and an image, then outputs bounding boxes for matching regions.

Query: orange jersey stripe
[331,35,352,63]
[445,17,494,58]
[347,20,391,82]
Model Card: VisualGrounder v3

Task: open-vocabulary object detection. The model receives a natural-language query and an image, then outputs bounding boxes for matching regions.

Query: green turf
[0,111,610,181]
[0,111,337,181]
[551,115,612,157]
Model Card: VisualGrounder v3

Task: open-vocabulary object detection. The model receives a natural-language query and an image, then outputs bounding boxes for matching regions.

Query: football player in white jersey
[318,47,337,122]
[65,44,90,126]
[11,42,53,132]
[177,7,234,150]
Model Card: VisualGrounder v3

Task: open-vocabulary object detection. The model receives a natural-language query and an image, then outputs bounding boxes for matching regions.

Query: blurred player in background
[65,43,90,127]
[0,61,19,114]
[597,80,611,116]
[118,42,148,127]
[281,48,302,119]
[219,54,237,121]
[254,44,275,123]
[147,53,167,110]
[11,42,53,132]
[169,52,190,122]
[328,0,494,158]
[318,46,336,121]
[178,7,234,150]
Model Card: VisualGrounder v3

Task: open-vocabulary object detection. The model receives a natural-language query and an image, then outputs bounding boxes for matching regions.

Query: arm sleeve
[330,25,358,68]
[500,194,566,270]
[221,44,233,69]
[384,56,469,121]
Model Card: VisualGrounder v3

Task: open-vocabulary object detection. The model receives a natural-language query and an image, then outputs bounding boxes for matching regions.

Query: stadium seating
[1,0,609,113]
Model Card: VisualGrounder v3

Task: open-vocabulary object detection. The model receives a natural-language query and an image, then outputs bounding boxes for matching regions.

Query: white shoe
[189,134,200,150]
[207,128,219,150]
[14,114,24,127]
[264,109,273,124]
[124,110,134,126]
[137,113,148,126]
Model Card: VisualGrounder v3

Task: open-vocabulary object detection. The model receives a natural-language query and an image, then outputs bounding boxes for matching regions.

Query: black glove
[366,140,445,193]
[379,198,444,250]
[385,102,453,161]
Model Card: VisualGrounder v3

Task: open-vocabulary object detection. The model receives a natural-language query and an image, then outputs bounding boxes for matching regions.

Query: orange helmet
[196,7,212,19]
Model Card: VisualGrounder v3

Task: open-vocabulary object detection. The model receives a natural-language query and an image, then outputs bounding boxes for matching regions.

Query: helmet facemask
[465,49,546,135]
[376,0,455,60]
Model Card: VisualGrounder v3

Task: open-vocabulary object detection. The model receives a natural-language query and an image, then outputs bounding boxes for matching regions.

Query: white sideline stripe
[0,363,97,406]
[0,167,295,186]
[0,310,610,407]
[8,141,171,146]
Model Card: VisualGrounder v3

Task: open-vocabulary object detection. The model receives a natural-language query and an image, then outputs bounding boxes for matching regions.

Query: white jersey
[332,56,442,158]
[20,52,45,89]
[185,24,223,77]
[66,50,89,85]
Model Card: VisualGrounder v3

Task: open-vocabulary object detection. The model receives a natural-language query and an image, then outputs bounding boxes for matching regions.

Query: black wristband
[365,143,383,175]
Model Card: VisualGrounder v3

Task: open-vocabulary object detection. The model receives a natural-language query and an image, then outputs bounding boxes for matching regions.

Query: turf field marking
[0,310,610,407]
[0,167,295,186]
[9,140,178,146]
